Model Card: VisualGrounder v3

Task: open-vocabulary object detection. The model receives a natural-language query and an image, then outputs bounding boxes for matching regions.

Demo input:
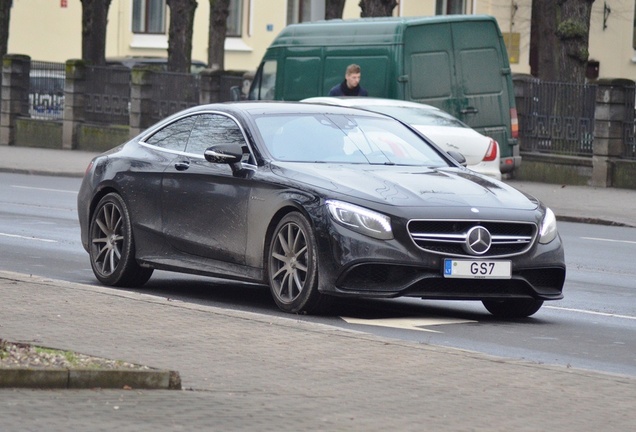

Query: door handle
[461,107,479,115]
[174,161,190,171]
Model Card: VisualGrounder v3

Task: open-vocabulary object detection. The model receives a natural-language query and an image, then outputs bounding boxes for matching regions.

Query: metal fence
[29,61,66,120]
[517,80,597,157]
[624,86,636,159]
[24,64,635,161]
[148,71,200,124]
[85,65,131,125]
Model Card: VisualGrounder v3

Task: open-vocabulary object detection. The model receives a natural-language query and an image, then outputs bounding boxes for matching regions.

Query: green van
[248,15,520,173]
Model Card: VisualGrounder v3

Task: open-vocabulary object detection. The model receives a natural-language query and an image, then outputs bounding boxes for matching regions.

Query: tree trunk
[80,0,112,65]
[325,0,346,20]
[167,0,198,73]
[359,0,397,17]
[532,0,594,83]
[208,0,229,71]
[0,0,11,59]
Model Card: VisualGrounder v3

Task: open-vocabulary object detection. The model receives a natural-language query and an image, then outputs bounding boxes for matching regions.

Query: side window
[145,116,196,151]
[249,60,277,100]
[186,113,247,156]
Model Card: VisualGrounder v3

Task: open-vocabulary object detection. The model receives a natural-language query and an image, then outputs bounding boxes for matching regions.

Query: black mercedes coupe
[78,102,565,318]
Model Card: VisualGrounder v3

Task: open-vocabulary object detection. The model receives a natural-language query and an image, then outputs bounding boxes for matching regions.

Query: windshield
[254,113,449,167]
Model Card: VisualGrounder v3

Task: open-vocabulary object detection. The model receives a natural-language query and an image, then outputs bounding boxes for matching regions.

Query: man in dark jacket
[328,64,368,96]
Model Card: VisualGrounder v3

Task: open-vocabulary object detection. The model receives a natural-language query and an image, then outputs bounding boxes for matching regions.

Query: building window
[287,0,312,25]
[227,0,243,37]
[633,2,636,50]
[132,0,240,37]
[132,0,166,34]
[436,0,466,15]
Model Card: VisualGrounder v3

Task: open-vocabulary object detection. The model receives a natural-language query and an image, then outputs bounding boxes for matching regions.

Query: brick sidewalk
[1,272,635,431]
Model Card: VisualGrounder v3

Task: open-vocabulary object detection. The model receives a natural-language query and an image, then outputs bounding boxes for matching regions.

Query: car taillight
[482,139,498,162]
[510,107,519,139]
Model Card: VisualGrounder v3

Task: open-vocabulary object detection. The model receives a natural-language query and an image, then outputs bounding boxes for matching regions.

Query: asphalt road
[1,172,635,377]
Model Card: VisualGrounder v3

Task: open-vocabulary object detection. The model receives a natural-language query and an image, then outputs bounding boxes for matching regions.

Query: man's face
[345,72,361,89]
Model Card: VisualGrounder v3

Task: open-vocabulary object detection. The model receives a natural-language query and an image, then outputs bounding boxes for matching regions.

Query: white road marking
[581,237,636,245]
[0,232,58,243]
[11,185,77,194]
[341,316,476,333]
[545,305,636,321]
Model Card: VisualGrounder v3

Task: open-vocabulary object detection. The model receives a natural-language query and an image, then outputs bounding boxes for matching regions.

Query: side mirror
[447,150,467,167]
[204,144,243,164]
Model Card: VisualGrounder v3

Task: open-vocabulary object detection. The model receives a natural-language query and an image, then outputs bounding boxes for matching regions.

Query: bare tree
[0,0,11,60]
[531,0,595,83]
[166,0,198,73]
[325,0,346,20]
[359,0,397,17]
[80,0,112,65]
[208,0,229,71]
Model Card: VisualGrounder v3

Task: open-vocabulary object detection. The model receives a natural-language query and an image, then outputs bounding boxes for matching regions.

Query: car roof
[302,97,443,112]
[182,101,395,118]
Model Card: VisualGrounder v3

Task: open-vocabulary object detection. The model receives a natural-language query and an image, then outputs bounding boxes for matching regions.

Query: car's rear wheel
[89,193,153,287]
[268,212,329,314]
[482,298,544,319]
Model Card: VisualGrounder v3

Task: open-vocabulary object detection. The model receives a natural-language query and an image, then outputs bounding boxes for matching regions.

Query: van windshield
[254,113,448,167]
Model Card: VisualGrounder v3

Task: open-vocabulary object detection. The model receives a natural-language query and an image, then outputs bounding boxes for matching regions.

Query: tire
[89,193,153,287]
[482,298,544,319]
[267,212,329,314]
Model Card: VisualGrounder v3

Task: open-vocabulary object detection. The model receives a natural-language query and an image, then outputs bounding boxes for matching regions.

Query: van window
[249,60,277,100]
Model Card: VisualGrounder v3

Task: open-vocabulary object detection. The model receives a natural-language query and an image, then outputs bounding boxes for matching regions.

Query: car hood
[412,125,489,165]
[271,163,538,211]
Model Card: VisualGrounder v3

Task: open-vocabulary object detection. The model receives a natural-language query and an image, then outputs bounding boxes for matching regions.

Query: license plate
[443,259,511,279]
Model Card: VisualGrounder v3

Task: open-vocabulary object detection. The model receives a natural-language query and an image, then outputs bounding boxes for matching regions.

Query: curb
[556,215,636,228]
[0,167,86,178]
[0,368,182,390]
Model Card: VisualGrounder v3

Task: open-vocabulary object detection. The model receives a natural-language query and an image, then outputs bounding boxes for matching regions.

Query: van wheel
[89,193,153,287]
[482,299,544,319]
[267,212,330,314]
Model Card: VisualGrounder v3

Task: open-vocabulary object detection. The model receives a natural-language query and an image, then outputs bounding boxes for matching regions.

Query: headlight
[326,200,393,240]
[538,207,558,244]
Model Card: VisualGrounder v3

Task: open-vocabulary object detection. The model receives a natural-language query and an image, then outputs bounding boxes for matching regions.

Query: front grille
[407,219,537,258]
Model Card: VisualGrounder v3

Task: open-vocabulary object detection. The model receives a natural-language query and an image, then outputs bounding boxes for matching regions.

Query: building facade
[6,0,636,80]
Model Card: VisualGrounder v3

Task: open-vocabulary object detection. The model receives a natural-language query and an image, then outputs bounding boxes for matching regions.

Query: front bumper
[315,219,565,302]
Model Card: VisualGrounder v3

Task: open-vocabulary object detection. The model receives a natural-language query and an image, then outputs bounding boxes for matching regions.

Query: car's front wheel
[89,193,153,287]
[482,298,544,319]
[267,212,329,314]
